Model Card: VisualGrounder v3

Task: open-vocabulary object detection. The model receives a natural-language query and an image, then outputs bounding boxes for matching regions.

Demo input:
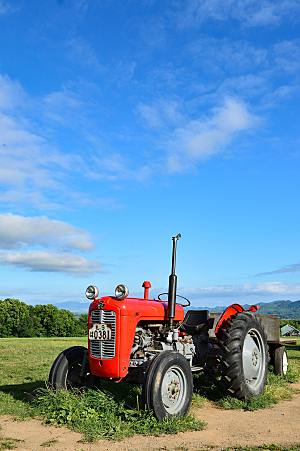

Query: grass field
[0,336,299,442]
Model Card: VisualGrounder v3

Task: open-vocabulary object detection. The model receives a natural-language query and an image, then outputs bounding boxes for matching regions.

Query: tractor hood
[89,296,184,322]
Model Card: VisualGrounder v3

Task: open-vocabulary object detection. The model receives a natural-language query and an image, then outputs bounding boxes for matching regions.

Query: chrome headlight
[115,284,129,300]
[85,285,99,300]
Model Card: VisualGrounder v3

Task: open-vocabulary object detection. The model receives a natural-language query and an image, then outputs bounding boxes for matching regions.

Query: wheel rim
[242,328,266,389]
[161,365,187,415]
[282,351,288,375]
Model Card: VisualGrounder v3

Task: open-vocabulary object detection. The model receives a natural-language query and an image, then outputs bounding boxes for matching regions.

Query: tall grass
[34,388,205,441]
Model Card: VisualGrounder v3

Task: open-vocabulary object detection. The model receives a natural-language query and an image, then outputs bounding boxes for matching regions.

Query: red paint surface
[88,296,184,380]
[142,280,152,300]
[214,303,245,335]
[215,303,260,335]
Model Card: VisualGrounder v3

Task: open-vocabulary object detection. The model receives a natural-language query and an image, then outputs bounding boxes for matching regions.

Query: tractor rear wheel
[142,351,193,420]
[49,346,96,390]
[217,312,268,399]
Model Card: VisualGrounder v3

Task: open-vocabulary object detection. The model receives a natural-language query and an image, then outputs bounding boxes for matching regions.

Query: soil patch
[1,384,300,451]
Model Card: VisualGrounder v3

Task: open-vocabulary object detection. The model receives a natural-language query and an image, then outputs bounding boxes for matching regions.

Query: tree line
[0,298,87,337]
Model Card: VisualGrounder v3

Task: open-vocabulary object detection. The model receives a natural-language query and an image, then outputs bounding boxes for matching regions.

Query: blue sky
[0,0,300,309]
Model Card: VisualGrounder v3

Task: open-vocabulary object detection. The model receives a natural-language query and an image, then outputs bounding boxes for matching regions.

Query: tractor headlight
[85,285,99,300]
[115,284,129,300]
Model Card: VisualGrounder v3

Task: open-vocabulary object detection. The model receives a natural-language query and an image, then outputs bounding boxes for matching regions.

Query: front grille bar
[90,310,116,359]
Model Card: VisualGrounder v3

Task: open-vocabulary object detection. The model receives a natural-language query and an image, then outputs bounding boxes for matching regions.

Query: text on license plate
[89,323,112,340]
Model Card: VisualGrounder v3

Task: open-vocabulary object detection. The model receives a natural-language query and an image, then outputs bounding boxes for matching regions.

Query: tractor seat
[180,310,209,335]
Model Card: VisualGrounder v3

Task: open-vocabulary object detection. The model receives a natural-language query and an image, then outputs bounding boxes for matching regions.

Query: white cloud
[273,39,300,73]
[175,0,300,28]
[138,99,184,129]
[0,213,100,274]
[0,214,93,251]
[188,38,268,74]
[0,75,26,110]
[66,37,102,71]
[182,281,300,299]
[0,250,100,274]
[0,73,121,209]
[43,89,82,125]
[167,97,257,172]
[0,111,74,207]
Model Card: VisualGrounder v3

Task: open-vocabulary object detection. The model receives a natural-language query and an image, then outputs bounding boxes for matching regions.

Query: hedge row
[0,298,87,337]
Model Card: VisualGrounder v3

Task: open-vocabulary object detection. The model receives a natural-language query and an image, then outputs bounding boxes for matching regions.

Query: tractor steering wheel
[157,293,191,307]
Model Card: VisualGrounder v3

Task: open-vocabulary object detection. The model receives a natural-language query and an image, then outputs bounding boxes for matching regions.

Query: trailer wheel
[217,312,268,399]
[274,346,288,376]
[142,351,193,420]
[49,346,96,390]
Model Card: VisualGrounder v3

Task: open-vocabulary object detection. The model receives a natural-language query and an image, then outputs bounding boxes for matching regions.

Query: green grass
[0,337,299,441]
[0,337,86,418]
[0,437,24,450]
[34,388,204,441]
[0,337,205,440]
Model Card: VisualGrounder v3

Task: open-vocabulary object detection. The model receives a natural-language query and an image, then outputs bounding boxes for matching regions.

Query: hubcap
[161,366,187,414]
[242,328,266,389]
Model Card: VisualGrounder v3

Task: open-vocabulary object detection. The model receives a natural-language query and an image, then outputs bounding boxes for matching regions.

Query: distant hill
[190,300,300,319]
[253,300,300,319]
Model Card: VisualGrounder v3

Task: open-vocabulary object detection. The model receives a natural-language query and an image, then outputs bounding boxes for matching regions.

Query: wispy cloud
[0,73,122,209]
[257,263,300,276]
[273,39,300,74]
[137,96,258,172]
[188,38,268,74]
[0,1,16,16]
[138,99,183,129]
[0,250,100,274]
[0,214,93,250]
[0,75,27,109]
[166,97,257,172]
[174,0,300,28]
[181,281,300,301]
[66,37,103,71]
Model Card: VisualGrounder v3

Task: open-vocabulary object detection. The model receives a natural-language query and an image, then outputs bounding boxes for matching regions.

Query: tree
[0,299,88,337]
[0,299,32,337]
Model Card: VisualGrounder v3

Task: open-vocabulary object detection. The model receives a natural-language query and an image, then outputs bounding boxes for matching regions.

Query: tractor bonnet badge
[97,301,105,309]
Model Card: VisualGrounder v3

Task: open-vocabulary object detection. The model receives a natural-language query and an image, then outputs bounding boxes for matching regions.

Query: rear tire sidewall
[242,322,267,397]
[143,351,193,420]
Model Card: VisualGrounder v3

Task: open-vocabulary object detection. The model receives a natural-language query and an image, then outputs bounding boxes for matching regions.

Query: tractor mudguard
[215,303,260,336]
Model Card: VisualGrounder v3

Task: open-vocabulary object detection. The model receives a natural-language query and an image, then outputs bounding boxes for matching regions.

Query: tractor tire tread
[217,312,268,400]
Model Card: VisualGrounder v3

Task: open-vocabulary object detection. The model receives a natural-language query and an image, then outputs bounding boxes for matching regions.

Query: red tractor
[49,234,288,420]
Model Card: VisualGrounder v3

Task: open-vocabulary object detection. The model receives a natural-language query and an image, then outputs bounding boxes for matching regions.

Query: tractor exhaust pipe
[168,233,181,329]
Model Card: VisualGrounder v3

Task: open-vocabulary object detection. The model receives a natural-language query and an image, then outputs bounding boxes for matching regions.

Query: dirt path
[1,385,300,451]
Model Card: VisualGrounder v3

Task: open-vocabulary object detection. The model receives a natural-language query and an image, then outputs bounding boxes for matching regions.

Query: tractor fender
[214,303,260,336]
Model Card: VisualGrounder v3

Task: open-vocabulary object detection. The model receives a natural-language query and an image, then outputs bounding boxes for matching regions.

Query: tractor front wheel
[142,351,193,420]
[49,346,96,390]
[217,312,268,399]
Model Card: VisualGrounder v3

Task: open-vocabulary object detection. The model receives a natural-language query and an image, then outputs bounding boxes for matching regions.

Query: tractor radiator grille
[90,310,116,359]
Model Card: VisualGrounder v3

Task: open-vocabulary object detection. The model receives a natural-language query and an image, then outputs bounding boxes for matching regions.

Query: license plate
[89,323,112,340]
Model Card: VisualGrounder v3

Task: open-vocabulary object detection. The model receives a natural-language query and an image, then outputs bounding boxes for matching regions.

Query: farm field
[0,337,299,450]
